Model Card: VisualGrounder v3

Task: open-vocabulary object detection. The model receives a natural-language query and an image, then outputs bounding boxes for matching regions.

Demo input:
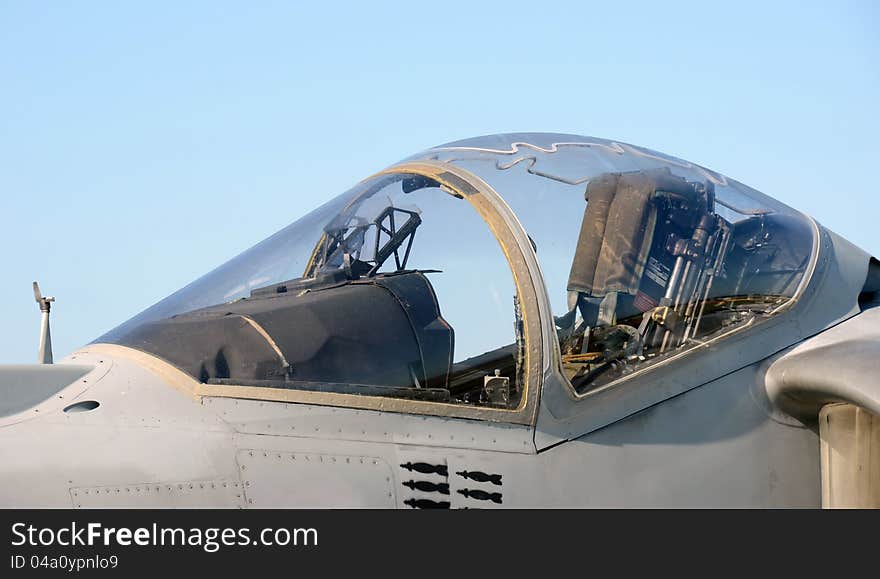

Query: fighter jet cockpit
[96,133,816,414]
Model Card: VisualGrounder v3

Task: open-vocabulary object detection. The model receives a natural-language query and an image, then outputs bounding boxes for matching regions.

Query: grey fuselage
[2,134,878,508]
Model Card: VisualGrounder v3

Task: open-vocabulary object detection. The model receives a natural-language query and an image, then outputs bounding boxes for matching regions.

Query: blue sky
[1,1,877,363]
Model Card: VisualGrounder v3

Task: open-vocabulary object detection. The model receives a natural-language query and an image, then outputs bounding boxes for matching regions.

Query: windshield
[98,171,524,409]
[98,187,361,343]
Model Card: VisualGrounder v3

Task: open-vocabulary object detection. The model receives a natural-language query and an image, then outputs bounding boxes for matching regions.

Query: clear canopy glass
[98,133,816,402]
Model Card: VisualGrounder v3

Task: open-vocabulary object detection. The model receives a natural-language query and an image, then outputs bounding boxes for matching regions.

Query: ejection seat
[557,167,719,390]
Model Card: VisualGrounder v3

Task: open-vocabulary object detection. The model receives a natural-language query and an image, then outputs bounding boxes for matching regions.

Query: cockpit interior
[556,166,812,393]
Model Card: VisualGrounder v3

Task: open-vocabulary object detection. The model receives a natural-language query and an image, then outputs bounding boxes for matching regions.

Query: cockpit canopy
[97,133,815,412]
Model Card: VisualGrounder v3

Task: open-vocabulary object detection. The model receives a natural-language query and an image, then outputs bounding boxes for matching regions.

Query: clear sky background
[1,1,877,363]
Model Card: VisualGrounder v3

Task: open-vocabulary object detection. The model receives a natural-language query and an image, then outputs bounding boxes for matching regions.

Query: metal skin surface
[0,133,877,508]
[0,364,92,418]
